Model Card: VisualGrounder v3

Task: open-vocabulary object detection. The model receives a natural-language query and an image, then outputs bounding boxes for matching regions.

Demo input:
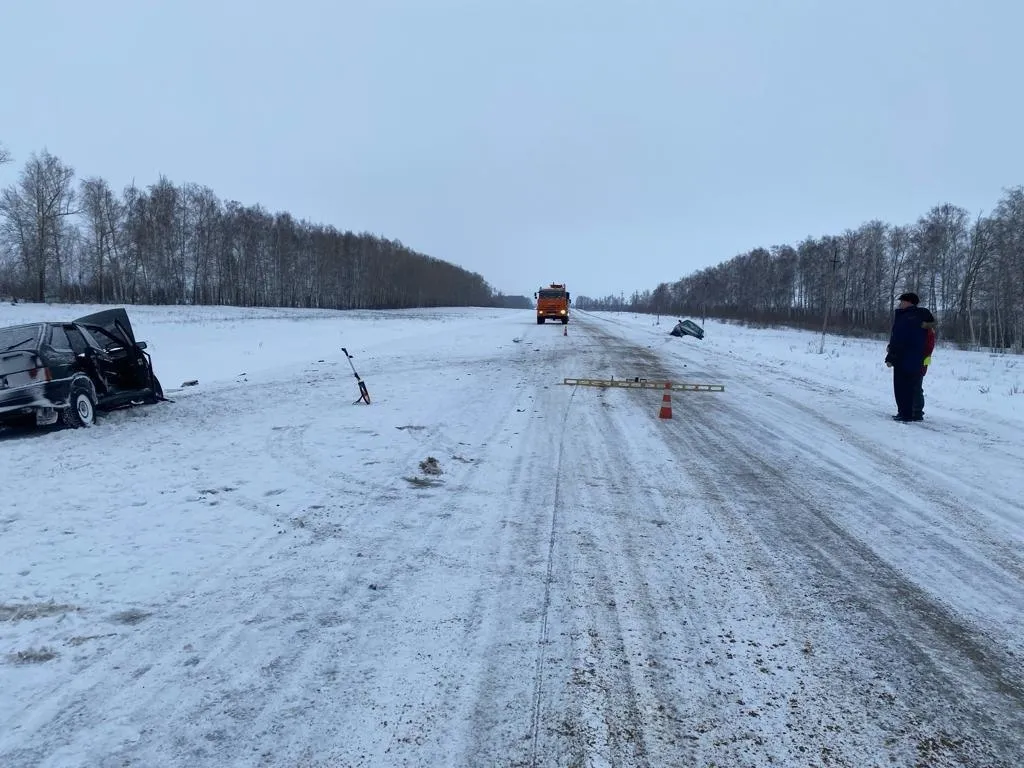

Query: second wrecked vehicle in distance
[670,319,705,340]
[0,308,165,430]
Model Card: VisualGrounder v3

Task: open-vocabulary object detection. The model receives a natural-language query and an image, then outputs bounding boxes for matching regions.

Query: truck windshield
[538,290,566,299]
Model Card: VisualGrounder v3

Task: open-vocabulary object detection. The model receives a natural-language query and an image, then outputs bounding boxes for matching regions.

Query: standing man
[885,292,936,422]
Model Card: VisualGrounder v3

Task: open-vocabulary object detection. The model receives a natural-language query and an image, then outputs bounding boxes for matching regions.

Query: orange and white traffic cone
[658,382,672,419]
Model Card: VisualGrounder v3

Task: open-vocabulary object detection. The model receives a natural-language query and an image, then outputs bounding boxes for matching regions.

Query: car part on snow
[561,377,724,392]
[669,319,705,339]
[341,347,371,405]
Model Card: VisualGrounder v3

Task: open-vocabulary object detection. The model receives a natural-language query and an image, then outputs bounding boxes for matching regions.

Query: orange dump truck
[534,283,570,324]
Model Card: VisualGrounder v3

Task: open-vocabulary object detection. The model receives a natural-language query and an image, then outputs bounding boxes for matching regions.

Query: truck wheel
[62,381,96,428]
[537,317,544,324]
[562,318,568,324]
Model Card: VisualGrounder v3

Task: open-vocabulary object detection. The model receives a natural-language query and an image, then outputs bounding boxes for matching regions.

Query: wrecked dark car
[669,318,705,340]
[0,308,164,430]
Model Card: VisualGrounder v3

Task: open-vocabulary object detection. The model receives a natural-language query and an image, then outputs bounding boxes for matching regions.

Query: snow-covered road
[2,306,1022,767]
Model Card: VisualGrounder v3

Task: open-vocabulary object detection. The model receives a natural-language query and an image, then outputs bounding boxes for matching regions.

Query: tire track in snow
[518,327,687,767]
[676,404,1024,765]
[527,383,576,767]
[729,363,1024,574]
[435,325,588,767]
[709,366,1024,653]
[633,356,1024,763]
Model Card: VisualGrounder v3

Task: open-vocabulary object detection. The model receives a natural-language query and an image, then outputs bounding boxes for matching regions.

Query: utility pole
[701,276,709,327]
[818,244,840,354]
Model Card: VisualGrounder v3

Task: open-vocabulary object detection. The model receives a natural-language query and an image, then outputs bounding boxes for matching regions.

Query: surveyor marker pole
[341,347,371,404]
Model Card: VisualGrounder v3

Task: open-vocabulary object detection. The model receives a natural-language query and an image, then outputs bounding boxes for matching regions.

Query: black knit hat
[897,292,919,305]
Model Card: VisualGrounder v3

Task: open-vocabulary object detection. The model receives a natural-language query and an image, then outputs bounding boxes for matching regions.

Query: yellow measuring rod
[562,377,724,392]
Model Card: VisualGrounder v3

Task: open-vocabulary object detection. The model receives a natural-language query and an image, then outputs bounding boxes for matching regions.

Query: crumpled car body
[0,308,165,429]
[669,319,705,340]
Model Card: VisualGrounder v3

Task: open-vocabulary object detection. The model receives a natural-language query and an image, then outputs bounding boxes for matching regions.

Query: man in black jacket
[885,292,936,422]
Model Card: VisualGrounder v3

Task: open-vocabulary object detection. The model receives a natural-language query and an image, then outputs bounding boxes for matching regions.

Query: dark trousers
[913,380,925,419]
[893,369,923,418]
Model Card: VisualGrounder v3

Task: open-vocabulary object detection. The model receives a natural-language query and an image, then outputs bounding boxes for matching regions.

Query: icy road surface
[2,305,1022,767]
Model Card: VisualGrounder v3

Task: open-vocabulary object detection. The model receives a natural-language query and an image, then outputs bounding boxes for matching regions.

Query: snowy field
[1,302,1022,767]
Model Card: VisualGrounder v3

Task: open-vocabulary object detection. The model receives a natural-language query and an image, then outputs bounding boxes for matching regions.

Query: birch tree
[0,151,77,301]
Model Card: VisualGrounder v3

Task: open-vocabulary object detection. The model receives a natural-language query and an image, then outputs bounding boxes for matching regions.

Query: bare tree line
[0,147,497,310]
[577,188,1024,351]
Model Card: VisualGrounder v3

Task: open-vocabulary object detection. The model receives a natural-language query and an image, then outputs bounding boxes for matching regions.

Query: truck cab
[534,283,570,324]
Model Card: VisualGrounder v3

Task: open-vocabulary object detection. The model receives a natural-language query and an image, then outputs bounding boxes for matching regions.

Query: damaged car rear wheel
[61,381,96,428]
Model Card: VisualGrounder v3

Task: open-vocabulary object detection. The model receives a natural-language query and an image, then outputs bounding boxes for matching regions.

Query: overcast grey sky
[2,0,1022,299]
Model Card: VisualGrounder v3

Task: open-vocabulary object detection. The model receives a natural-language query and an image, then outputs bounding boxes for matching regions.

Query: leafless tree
[80,177,125,302]
[0,151,78,301]
[954,213,990,347]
